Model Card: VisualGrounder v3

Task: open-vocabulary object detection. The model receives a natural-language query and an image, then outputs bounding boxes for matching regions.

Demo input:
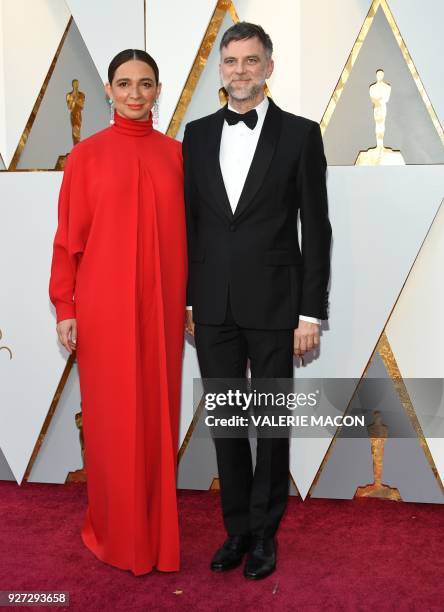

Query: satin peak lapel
[205,106,233,220]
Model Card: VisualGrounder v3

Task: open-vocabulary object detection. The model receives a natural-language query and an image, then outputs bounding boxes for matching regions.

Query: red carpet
[0,481,443,611]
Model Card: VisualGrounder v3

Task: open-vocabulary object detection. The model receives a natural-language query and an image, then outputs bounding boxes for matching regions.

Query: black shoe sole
[210,558,244,572]
[243,566,276,580]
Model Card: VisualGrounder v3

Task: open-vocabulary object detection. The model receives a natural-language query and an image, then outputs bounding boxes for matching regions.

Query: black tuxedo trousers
[195,296,293,537]
[195,293,293,538]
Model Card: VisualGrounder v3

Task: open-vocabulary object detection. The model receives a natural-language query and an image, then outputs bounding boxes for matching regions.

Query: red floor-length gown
[49,111,187,575]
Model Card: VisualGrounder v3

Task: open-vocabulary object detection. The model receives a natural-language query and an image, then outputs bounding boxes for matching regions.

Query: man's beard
[223,79,265,102]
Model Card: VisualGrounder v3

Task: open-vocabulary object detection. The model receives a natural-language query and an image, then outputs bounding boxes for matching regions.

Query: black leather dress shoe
[210,535,251,572]
[243,537,276,580]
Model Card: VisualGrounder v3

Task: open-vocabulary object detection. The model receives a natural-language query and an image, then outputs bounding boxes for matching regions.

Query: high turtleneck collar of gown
[112,111,154,137]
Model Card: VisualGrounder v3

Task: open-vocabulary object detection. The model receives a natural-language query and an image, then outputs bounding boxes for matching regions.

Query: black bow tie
[224,107,258,130]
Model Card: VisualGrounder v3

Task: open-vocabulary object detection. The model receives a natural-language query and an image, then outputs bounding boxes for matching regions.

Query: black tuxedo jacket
[182,97,331,330]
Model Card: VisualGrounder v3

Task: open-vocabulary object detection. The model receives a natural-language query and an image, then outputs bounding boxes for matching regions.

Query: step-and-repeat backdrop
[1,0,443,503]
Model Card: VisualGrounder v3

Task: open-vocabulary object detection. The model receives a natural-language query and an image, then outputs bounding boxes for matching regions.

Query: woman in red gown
[49,49,187,575]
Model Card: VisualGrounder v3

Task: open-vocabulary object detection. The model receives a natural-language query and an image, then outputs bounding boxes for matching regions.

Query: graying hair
[220,22,273,57]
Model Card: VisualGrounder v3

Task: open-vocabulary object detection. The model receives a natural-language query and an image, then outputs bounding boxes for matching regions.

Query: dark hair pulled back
[107,49,159,84]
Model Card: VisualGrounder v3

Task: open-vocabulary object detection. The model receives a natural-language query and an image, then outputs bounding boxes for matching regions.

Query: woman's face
[105,59,161,121]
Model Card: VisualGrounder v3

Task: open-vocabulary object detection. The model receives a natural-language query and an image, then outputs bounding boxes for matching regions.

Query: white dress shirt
[188,96,321,325]
[219,96,269,213]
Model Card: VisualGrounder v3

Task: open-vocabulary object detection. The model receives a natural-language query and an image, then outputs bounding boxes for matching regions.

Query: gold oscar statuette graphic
[0,329,13,360]
[355,410,402,500]
[67,79,85,145]
[355,69,405,166]
[55,79,86,170]
[67,406,86,482]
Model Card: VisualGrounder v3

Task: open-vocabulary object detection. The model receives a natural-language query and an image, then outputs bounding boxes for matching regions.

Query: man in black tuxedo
[183,22,331,580]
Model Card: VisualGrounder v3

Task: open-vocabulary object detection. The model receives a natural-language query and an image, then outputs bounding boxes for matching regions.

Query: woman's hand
[56,318,77,354]
[185,309,194,336]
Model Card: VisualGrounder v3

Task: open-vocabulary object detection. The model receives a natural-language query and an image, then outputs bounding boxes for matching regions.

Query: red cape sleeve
[49,147,89,323]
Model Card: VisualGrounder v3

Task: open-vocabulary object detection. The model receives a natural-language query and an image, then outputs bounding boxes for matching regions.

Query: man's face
[219,36,273,102]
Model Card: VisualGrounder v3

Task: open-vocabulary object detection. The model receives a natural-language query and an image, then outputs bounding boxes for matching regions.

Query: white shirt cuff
[186,307,320,324]
[299,314,321,325]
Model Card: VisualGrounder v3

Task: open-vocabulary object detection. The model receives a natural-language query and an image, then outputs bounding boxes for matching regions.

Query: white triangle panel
[0,0,70,167]
[387,0,444,130]
[385,198,444,486]
[234,0,372,120]
[386,200,444,378]
[0,172,66,483]
[291,438,332,500]
[290,165,444,498]
[145,0,219,133]
[27,363,83,483]
[66,0,145,84]
[299,0,372,121]
[234,0,302,113]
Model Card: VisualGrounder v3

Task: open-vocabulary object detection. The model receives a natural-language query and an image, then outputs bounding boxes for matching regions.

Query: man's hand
[294,320,320,358]
[56,318,77,354]
[185,309,195,336]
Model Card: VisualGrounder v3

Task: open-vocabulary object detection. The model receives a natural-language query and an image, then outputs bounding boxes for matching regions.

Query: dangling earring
[108,98,115,125]
[152,99,159,125]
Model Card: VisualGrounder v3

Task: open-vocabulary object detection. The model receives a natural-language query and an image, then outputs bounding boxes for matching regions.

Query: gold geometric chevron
[309,195,444,498]
[320,0,444,145]
[308,196,444,498]
[307,0,444,498]
[166,0,233,138]
[175,2,244,466]
[8,17,73,172]
[166,0,270,140]
[308,332,444,498]
[173,0,278,472]
[20,0,238,482]
[378,333,443,493]
[307,335,380,498]
[19,2,237,478]
[228,2,240,22]
[3,16,87,483]
[177,394,205,463]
